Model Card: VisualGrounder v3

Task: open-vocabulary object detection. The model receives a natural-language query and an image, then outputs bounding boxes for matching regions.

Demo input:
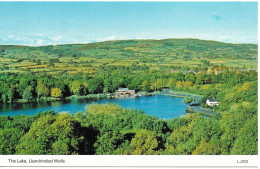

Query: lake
[0,95,188,119]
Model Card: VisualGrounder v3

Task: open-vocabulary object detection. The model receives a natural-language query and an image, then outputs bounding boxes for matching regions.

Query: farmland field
[0,39,257,75]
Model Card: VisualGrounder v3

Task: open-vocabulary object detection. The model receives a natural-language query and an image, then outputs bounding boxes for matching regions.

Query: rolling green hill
[0,39,257,74]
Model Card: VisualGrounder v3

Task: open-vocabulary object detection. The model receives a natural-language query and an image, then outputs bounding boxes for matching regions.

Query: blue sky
[0,2,258,46]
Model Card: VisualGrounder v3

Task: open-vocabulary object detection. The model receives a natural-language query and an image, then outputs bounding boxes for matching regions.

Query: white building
[206,97,219,106]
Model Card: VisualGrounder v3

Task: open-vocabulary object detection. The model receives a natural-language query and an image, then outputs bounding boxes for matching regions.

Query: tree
[183,81,193,88]
[51,88,62,98]
[103,87,108,94]
[82,82,89,95]
[192,138,220,155]
[129,129,159,155]
[88,79,103,94]
[175,81,183,89]
[86,103,125,116]
[0,128,24,154]
[104,78,113,93]
[165,114,203,155]
[230,116,257,155]
[239,82,251,92]
[167,79,176,89]
[112,78,120,92]
[94,131,123,155]
[141,81,150,92]
[22,86,33,100]
[183,97,195,104]
[7,87,16,103]
[0,115,34,155]
[16,114,85,155]
[185,73,196,83]
[37,81,49,98]
[70,81,82,95]
[156,79,164,90]
[150,81,156,91]
[1,93,7,103]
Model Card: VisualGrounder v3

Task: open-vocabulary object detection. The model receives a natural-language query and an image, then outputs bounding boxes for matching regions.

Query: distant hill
[0,38,257,60]
[0,39,257,74]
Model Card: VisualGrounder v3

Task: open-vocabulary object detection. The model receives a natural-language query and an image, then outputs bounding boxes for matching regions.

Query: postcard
[0,1,258,168]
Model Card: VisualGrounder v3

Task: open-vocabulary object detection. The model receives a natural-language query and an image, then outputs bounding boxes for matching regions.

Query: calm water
[0,95,188,119]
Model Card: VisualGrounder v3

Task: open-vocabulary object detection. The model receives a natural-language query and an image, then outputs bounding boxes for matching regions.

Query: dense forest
[0,39,258,155]
[0,68,257,107]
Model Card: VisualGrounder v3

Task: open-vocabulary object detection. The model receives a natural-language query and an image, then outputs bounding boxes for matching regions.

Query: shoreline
[1,90,217,118]
[153,90,217,117]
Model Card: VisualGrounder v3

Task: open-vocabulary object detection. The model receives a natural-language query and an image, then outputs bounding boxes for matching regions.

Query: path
[159,90,218,117]
[188,105,218,117]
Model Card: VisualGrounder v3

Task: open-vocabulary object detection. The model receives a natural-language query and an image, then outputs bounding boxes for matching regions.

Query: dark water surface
[0,95,188,119]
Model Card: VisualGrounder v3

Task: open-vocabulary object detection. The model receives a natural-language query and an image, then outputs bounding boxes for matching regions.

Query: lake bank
[153,90,217,117]
[186,106,218,117]
[7,89,199,104]
[1,90,217,118]
[0,95,188,119]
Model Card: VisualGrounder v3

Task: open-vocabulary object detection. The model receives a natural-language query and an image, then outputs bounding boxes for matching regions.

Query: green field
[0,39,257,74]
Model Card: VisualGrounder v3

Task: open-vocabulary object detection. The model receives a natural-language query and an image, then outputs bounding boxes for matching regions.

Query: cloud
[35,39,44,46]
[50,36,62,41]
[0,34,66,46]
[169,32,257,44]
[0,33,95,46]
[0,31,257,46]
[8,35,15,38]
[217,35,257,44]
[98,36,116,42]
